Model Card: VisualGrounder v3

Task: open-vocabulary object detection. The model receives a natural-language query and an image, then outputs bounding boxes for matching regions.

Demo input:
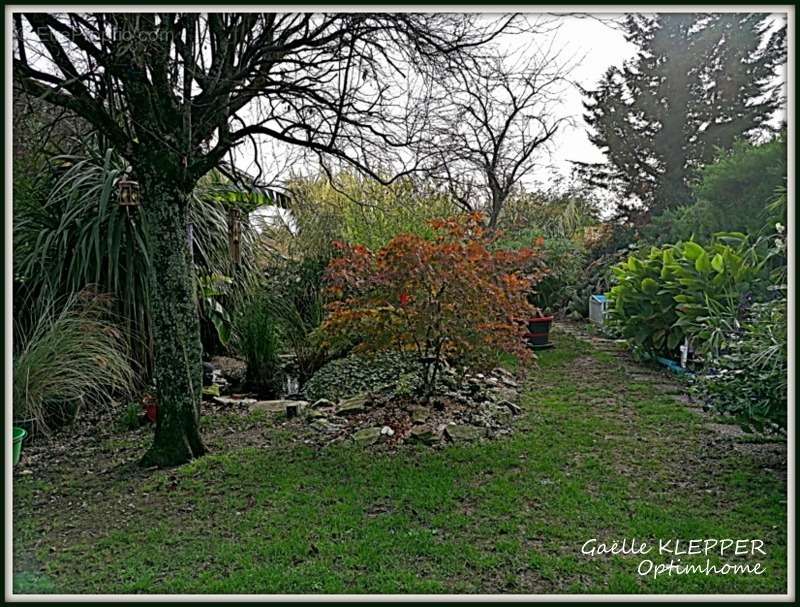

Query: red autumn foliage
[322,212,547,398]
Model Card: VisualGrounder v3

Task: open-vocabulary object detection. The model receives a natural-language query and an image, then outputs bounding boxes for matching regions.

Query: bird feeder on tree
[117,178,141,210]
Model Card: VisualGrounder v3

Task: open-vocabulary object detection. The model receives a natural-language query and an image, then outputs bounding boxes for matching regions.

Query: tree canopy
[578,13,786,219]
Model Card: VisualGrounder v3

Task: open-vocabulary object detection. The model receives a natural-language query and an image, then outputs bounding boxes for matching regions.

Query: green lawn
[12,330,787,594]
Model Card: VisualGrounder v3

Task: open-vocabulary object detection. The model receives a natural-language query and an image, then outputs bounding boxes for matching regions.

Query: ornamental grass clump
[13,289,135,435]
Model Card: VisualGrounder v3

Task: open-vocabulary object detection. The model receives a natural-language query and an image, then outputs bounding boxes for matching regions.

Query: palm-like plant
[14,141,275,374]
[14,146,152,364]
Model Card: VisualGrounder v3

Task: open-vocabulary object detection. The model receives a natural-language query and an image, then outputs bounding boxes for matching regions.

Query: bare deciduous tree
[418,35,576,227]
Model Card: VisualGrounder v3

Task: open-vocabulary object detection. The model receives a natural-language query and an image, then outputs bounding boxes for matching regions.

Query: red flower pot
[143,401,158,423]
[525,316,554,348]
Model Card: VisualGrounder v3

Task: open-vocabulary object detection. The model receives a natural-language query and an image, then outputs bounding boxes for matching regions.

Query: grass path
[12,329,787,594]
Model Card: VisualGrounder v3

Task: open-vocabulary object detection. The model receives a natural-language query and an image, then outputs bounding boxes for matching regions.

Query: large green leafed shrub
[608,234,767,358]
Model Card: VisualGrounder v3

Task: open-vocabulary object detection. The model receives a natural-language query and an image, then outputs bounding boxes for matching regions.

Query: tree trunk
[139,171,206,467]
[487,188,504,229]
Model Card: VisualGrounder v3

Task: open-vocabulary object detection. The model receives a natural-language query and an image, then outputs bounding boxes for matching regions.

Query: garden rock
[493,367,515,381]
[471,391,489,403]
[337,394,369,415]
[295,361,522,448]
[437,372,459,390]
[209,356,247,388]
[250,399,308,414]
[487,387,518,403]
[472,404,512,427]
[409,407,429,424]
[501,377,519,389]
[408,426,439,446]
[496,400,522,415]
[310,419,341,434]
[306,408,329,421]
[446,391,470,405]
[213,396,256,408]
[445,424,485,442]
[353,427,383,446]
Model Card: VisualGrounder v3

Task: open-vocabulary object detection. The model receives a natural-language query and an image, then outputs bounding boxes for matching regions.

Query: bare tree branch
[412,21,578,227]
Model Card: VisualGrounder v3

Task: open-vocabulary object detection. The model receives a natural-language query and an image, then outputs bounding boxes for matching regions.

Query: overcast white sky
[503,12,787,190]
[504,14,640,189]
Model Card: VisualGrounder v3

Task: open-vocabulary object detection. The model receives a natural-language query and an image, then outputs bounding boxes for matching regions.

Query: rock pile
[201,355,525,449]
[294,365,524,448]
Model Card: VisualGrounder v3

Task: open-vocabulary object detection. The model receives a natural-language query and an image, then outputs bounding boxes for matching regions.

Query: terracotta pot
[525,316,554,347]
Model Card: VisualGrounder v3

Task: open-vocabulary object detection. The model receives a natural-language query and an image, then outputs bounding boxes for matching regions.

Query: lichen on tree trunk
[139,172,206,467]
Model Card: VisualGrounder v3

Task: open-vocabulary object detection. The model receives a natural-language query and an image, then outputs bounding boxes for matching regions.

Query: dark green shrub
[641,204,711,246]
[263,256,331,384]
[642,135,787,244]
[303,350,421,402]
[532,237,586,314]
[694,296,787,431]
[692,136,787,235]
[495,229,586,314]
[497,190,603,314]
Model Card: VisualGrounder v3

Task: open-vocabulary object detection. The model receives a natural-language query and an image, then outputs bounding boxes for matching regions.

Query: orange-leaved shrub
[321,212,547,399]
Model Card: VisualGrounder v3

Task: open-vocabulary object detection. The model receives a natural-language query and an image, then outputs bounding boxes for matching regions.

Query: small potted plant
[12,427,28,466]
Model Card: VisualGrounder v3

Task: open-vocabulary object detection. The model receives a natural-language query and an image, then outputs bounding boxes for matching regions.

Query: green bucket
[13,427,27,466]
